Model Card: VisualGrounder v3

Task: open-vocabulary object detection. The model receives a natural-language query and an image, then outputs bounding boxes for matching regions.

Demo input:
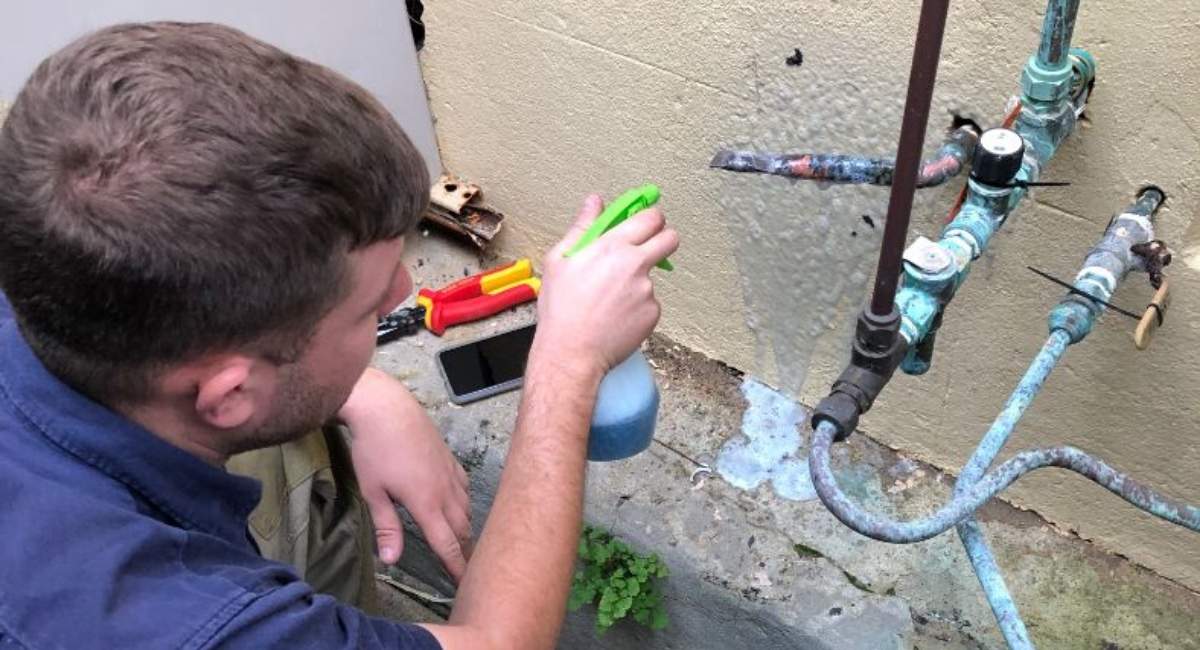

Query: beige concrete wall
[421,0,1200,589]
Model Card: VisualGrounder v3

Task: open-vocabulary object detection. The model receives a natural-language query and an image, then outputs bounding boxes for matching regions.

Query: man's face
[236,237,411,451]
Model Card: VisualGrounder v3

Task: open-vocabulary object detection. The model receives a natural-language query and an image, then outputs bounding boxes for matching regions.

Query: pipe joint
[898,285,941,345]
[898,237,958,334]
[943,207,994,259]
[895,237,961,374]
[812,307,908,440]
[1068,48,1097,114]
[1049,296,1097,343]
[1015,100,1078,165]
[1021,54,1074,103]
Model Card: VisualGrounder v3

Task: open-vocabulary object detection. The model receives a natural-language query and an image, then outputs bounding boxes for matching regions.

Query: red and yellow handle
[416,259,540,335]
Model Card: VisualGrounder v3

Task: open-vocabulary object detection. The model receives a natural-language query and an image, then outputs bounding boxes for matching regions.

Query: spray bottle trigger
[565,184,674,271]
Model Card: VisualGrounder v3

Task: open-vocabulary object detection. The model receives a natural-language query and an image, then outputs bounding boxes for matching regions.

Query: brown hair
[0,22,429,403]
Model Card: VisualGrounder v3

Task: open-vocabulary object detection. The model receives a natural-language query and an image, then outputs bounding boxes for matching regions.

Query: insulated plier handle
[415,258,540,335]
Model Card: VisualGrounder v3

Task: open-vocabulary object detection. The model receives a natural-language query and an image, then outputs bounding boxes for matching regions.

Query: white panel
[0,0,442,178]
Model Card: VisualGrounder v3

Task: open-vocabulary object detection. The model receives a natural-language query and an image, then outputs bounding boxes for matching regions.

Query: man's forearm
[431,348,601,649]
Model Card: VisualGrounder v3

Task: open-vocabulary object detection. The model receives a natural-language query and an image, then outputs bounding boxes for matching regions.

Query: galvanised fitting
[1021,53,1074,103]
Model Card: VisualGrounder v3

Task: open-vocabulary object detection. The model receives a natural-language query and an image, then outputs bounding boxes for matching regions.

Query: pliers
[377,258,541,344]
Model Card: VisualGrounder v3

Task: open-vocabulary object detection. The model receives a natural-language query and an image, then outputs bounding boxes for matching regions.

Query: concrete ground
[371,232,1200,649]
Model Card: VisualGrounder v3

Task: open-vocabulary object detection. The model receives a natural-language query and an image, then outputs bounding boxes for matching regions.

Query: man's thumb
[550,194,604,259]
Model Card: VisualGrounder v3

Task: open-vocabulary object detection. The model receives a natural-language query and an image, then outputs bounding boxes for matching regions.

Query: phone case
[435,322,535,405]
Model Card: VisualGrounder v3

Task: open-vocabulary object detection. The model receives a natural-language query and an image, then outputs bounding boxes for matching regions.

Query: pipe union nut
[1021,55,1073,103]
[1048,300,1094,343]
[943,207,996,255]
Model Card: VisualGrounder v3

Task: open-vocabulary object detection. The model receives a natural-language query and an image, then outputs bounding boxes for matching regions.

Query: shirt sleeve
[205,582,442,650]
[0,291,11,325]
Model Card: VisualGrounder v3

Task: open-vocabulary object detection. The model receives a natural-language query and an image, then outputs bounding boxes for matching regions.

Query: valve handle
[1134,278,1170,351]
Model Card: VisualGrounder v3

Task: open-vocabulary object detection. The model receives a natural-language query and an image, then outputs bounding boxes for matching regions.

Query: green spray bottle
[565,184,672,461]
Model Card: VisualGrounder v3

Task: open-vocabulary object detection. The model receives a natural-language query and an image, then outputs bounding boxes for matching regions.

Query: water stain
[716,377,817,501]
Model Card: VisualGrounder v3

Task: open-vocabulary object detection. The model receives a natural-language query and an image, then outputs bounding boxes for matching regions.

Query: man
[0,22,677,650]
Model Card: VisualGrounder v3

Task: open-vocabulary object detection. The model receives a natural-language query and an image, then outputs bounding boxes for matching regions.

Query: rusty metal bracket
[423,174,505,249]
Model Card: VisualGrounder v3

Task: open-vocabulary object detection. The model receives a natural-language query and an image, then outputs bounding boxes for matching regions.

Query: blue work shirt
[0,297,441,649]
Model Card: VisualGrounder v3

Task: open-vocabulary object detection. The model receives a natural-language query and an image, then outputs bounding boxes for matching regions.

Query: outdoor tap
[1049,186,1168,343]
[1130,239,1171,289]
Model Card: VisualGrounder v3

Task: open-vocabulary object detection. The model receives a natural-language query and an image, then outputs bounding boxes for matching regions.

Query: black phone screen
[438,324,536,398]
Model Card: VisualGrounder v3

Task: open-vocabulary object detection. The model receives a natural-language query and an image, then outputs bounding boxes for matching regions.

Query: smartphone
[436,323,537,405]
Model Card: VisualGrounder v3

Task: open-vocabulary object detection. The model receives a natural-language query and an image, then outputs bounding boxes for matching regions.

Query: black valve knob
[971,128,1025,186]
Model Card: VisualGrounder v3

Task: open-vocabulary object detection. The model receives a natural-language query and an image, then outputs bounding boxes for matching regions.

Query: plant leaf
[651,607,669,630]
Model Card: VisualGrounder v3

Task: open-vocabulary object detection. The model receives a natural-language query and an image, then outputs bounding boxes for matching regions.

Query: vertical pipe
[951,330,1071,650]
[869,0,953,317]
[1036,0,1081,69]
[956,330,1071,487]
[958,521,1035,649]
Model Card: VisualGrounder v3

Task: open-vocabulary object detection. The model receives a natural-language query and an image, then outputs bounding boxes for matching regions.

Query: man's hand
[534,194,680,376]
[424,195,678,650]
[339,368,472,582]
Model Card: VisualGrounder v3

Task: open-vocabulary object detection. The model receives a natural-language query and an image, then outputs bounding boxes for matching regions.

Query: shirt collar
[0,319,262,547]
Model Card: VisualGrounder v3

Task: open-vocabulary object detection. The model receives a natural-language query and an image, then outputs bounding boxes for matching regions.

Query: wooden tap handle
[1134,278,1170,350]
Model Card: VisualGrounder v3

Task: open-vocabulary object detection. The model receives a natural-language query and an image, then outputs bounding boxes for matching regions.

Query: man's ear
[191,357,260,431]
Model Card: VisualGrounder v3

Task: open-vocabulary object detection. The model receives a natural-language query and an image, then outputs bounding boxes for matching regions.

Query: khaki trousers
[226,426,379,614]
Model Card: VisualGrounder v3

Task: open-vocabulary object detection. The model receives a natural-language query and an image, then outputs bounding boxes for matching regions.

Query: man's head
[0,23,427,455]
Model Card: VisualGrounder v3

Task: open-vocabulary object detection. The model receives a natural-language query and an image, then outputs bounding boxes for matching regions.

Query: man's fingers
[549,194,605,259]
[636,227,680,271]
[363,489,404,565]
[422,518,469,583]
[446,502,473,551]
[605,207,666,246]
[454,482,470,515]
